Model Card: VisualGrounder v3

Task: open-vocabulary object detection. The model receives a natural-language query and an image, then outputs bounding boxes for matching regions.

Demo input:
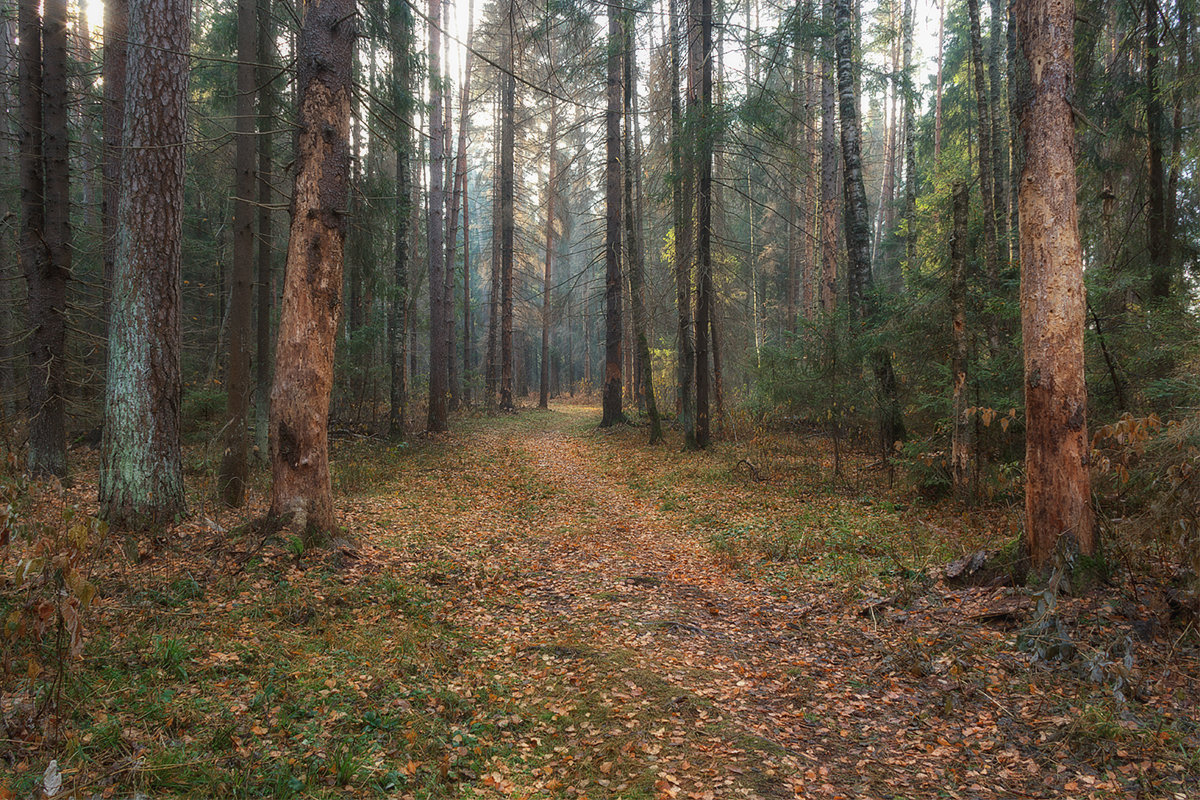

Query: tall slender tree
[670,0,696,447]
[218,0,260,506]
[389,0,412,436]
[254,0,274,458]
[100,0,191,528]
[499,3,516,411]
[692,0,714,447]
[427,0,448,430]
[600,2,624,427]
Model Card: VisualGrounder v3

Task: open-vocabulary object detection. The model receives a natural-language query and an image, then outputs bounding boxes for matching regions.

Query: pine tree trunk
[934,0,946,163]
[451,2,475,408]
[102,0,127,378]
[389,0,411,437]
[1015,0,1095,568]
[1146,0,1170,299]
[692,0,713,448]
[670,0,696,447]
[100,0,190,528]
[499,5,516,411]
[255,0,274,459]
[268,0,353,544]
[623,12,662,442]
[427,0,448,430]
[600,3,624,427]
[967,0,999,305]
[485,90,500,409]
[27,0,69,478]
[218,0,259,506]
[540,99,556,410]
[988,0,1008,265]
[950,182,970,499]
[0,3,15,415]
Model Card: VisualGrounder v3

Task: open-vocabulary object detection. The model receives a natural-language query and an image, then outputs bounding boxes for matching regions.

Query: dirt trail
[425,406,1078,799]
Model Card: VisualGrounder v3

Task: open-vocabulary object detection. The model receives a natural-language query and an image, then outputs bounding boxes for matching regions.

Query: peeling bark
[268,0,353,544]
[1015,0,1095,568]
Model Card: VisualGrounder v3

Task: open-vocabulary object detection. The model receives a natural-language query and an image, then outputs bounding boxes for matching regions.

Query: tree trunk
[1015,0,1095,568]
[389,0,411,437]
[1146,0,1170,299]
[950,182,970,500]
[255,0,274,459]
[819,0,839,312]
[988,0,1008,265]
[836,0,905,456]
[692,0,713,448]
[25,0,68,478]
[99,0,190,528]
[540,98,557,410]
[499,6,516,411]
[967,0,1000,307]
[600,3,624,427]
[901,0,916,270]
[218,0,259,506]
[426,0,448,430]
[624,12,662,443]
[0,2,15,415]
[670,0,696,447]
[834,0,870,317]
[102,0,128,380]
[934,0,945,163]
[268,0,353,544]
[485,89,500,409]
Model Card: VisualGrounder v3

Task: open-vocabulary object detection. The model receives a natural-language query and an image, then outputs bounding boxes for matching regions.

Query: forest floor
[2,400,1199,799]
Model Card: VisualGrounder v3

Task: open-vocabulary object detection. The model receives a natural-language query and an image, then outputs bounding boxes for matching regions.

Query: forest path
[398,403,1074,799]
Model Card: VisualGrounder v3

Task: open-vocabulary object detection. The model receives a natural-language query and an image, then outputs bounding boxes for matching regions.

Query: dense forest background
[0,0,1197,504]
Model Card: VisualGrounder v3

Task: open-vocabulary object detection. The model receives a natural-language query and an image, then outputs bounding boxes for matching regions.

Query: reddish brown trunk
[269,0,354,544]
[1015,0,1095,568]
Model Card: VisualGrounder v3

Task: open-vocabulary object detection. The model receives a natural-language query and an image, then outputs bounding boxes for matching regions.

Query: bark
[600,4,624,427]
[18,0,46,436]
[448,1,475,408]
[485,90,499,409]
[389,0,411,436]
[499,6,516,411]
[968,0,1000,304]
[901,0,916,270]
[268,0,353,544]
[26,0,68,478]
[624,13,662,443]
[255,0,274,458]
[540,99,556,410]
[102,0,128,360]
[670,0,696,447]
[836,0,905,456]
[934,0,945,163]
[950,183,970,500]
[833,0,870,318]
[693,0,713,447]
[988,0,1008,264]
[0,2,14,414]
[819,0,839,312]
[1006,5,1020,255]
[100,0,191,528]
[1146,0,1170,299]
[462,171,472,406]
[427,0,448,430]
[218,0,259,506]
[442,10,458,413]
[1166,2,1187,250]
[1015,0,1095,568]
